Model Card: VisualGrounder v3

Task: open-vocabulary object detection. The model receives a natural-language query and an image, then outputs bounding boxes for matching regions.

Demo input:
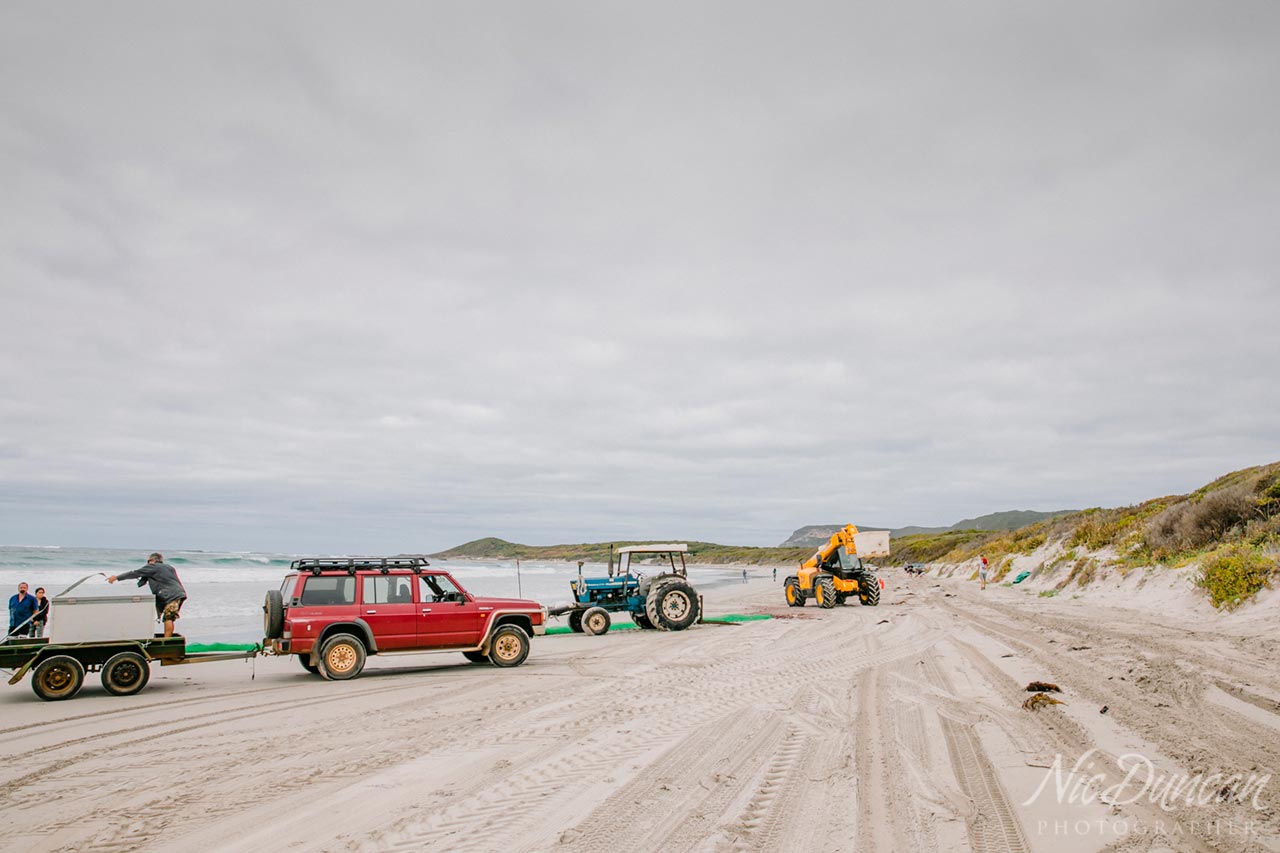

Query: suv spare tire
[263,590,284,640]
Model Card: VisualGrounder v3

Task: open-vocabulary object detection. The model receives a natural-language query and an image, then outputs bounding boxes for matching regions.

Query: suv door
[417,574,484,646]
[360,574,419,650]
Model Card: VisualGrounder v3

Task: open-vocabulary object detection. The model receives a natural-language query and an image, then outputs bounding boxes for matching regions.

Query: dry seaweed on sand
[1025,680,1061,693]
[1023,692,1065,711]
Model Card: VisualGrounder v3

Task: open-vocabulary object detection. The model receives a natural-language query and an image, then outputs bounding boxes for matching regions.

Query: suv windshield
[419,575,464,603]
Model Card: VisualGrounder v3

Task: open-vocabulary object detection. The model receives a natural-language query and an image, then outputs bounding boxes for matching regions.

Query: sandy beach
[2,571,1277,853]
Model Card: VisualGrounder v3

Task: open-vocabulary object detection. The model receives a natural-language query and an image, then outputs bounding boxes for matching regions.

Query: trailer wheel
[32,655,85,701]
[298,655,320,675]
[487,625,530,667]
[263,590,285,639]
[319,633,366,680]
[784,577,805,607]
[858,574,881,606]
[463,651,490,664]
[581,607,611,636]
[815,576,837,609]
[646,580,699,631]
[101,651,151,696]
[568,610,585,633]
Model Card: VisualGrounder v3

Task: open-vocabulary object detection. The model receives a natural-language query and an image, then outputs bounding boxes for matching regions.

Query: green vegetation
[434,537,812,566]
[1195,544,1277,611]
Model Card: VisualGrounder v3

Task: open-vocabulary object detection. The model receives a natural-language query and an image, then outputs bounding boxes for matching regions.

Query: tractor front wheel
[581,607,612,636]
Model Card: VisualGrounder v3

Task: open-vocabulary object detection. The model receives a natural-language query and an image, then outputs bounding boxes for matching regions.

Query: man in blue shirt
[8,582,38,638]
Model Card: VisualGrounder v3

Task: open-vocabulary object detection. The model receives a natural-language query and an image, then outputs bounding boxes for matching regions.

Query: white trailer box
[48,594,157,643]
[853,530,891,558]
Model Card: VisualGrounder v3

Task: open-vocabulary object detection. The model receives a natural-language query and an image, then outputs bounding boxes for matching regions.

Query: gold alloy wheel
[326,643,357,674]
[586,612,607,633]
[494,633,522,661]
[661,592,690,620]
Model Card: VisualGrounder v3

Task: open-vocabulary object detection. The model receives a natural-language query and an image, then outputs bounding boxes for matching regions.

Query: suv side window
[419,575,464,603]
[362,575,414,604]
[300,576,355,606]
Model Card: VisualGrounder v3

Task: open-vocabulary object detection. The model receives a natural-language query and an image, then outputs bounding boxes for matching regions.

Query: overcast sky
[2,2,1278,553]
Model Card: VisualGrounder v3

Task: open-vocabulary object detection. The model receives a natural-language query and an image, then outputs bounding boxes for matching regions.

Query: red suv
[262,556,546,680]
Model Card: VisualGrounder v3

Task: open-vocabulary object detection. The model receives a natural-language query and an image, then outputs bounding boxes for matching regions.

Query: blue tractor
[549,544,701,635]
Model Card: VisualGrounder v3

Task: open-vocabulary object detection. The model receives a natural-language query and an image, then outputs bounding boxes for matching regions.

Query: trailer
[2,576,258,701]
[0,636,259,701]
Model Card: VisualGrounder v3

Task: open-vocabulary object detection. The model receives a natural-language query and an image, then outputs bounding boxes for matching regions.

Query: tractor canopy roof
[616,543,688,554]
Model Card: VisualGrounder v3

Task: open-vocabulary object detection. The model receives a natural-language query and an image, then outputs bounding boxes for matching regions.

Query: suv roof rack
[290,555,431,575]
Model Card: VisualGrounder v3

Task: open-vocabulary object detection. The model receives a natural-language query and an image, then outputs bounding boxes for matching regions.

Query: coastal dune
[0,575,1276,852]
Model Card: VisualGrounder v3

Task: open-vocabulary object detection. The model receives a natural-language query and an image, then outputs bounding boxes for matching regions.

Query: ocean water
[0,546,755,642]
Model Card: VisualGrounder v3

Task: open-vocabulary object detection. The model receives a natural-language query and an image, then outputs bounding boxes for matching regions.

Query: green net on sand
[186,642,260,653]
[544,613,771,635]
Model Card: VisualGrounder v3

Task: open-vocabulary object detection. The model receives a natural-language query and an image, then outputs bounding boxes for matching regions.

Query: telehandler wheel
[568,610,585,633]
[784,577,805,607]
[32,655,85,701]
[815,576,838,609]
[581,607,612,636]
[835,593,848,606]
[859,574,881,606]
[101,651,151,696]
[646,580,699,631]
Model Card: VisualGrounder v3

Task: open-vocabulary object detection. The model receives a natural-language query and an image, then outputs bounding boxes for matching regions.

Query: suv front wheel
[487,625,530,668]
[319,633,367,680]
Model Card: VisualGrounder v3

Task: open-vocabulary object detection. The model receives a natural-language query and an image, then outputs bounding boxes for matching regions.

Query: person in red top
[978,555,990,590]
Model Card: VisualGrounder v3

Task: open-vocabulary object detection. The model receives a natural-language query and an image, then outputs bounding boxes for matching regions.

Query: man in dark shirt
[108,553,188,638]
[8,582,38,638]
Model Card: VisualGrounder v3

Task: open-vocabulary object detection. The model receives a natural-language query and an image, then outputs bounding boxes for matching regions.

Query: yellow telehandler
[783,524,887,608]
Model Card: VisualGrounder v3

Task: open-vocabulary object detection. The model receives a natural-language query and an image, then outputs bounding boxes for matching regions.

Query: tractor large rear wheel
[646,580,699,631]
[784,577,805,607]
[815,576,838,609]
[859,574,881,606]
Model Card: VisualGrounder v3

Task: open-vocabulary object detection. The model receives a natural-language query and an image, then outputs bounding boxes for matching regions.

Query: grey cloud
[2,2,1278,551]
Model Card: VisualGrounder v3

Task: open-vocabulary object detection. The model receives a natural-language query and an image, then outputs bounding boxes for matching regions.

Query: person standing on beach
[8,582,38,638]
[978,555,990,590]
[772,567,777,582]
[742,568,748,584]
[31,587,50,638]
[108,553,188,638]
